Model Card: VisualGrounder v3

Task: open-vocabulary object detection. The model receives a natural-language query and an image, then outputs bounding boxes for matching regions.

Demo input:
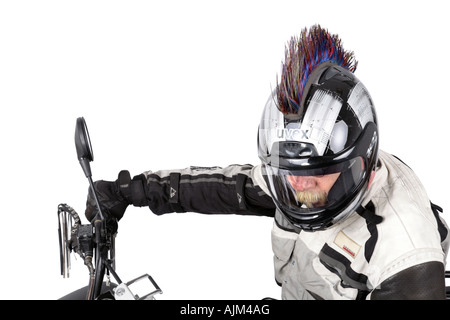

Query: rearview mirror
[75,117,94,177]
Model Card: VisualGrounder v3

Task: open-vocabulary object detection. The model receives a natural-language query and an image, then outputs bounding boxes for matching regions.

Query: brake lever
[57,204,81,278]
[58,204,96,277]
[57,204,69,278]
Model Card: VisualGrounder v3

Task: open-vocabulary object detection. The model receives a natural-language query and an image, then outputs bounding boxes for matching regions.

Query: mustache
[295,190,328,208]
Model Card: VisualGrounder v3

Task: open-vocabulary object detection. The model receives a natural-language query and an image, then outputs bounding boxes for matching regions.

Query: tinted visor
[265,157,365,212]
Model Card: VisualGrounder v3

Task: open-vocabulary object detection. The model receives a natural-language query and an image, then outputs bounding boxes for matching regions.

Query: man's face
[286,173,340,208]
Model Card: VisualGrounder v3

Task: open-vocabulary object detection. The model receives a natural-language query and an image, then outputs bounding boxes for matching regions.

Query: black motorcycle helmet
[258,25,378,231]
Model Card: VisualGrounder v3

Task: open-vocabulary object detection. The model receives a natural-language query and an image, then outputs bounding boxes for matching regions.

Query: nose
[287,175,316,191]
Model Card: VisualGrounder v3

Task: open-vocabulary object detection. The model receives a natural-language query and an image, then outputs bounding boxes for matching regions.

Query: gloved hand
[85,170,147,222]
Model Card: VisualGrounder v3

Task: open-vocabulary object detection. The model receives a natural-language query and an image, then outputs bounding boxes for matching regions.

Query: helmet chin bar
[277,180,368,233]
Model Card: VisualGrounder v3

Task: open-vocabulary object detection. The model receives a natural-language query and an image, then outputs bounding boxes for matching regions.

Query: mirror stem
[79,158,92,178]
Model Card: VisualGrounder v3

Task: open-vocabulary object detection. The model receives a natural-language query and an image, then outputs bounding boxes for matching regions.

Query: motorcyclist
[85,25,449,299]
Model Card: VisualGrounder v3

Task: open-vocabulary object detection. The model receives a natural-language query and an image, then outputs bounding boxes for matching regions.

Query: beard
[295,190,328,208]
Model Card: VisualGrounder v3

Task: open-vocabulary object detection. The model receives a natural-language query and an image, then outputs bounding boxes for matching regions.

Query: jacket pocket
[271,223,297,285]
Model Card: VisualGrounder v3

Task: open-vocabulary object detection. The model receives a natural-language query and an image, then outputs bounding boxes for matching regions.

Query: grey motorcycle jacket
[140,150,448,299]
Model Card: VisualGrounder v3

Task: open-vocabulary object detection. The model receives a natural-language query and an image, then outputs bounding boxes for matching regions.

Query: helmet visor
[265,156,366,213]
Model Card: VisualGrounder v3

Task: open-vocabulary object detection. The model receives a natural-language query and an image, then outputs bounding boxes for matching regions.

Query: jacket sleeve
[369,261,446,300]
[140,164,276,217]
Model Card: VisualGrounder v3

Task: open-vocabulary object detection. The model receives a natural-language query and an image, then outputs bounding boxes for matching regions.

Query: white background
[0,0,449,300]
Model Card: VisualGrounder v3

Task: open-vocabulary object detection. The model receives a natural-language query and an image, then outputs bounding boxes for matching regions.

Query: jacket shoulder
[368,151,445,283]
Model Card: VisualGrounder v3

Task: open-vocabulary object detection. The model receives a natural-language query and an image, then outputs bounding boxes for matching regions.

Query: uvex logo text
[277,128,310,140]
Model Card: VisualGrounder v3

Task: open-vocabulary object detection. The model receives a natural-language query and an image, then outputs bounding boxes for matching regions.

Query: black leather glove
[85,170,147,222]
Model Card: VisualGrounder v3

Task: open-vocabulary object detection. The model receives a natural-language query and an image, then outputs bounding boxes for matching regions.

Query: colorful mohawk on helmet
[275,25,358,114]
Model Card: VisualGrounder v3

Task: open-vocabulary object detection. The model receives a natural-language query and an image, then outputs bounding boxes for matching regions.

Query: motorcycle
[57,117,162,300]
